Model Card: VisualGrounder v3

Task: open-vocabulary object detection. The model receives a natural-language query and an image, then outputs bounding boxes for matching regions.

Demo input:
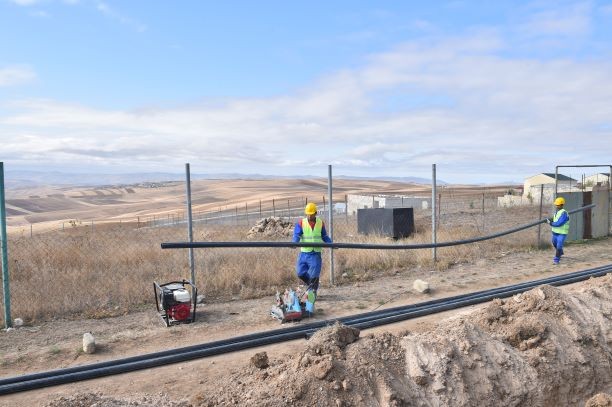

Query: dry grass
[2,205,547,324]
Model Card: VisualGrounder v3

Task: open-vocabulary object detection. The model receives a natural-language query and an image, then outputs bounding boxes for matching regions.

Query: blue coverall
[292,218,332,292]
[550,209,570,264]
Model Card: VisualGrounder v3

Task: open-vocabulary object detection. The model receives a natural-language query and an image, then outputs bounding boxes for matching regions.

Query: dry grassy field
[2,178,538,324]
[2,179,611,406]
[4,178,512,233]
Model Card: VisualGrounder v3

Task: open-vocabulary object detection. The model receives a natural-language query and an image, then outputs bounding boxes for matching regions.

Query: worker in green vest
[292,202,332,297]
[545,197,570,265]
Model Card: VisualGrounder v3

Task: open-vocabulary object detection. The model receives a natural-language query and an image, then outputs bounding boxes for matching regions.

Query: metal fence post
[432,164,437,263]
[0,162,12,328]
[345,194,348,224]
[538,184,544,247]
[328,164,335,285]
[185,163,195,285]
[482,192,485,232]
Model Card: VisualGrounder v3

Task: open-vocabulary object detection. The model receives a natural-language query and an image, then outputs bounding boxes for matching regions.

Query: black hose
[2,261,606,388]
[161,204,595,250]
[1,264,609,395]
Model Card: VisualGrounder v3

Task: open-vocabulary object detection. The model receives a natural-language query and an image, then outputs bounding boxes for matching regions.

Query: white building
[523,173,577,197]
[346,194,430,216]
[584,173,610,187]
[498,173,578,207]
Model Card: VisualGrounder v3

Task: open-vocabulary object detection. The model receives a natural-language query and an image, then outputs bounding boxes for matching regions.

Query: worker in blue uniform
[292,202,332,296]
[545,197,570,265]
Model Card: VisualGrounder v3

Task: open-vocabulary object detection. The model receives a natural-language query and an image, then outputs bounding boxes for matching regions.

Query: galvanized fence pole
[185,163,195,285]
[345,194,348,224]
[432,164,437,263]
[482,191,485,233]
[328,165,335,285]
[538,184,544,247]
[0,163,12,328]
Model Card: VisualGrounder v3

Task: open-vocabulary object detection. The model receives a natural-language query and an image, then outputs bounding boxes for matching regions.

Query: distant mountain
[4,170,444,189]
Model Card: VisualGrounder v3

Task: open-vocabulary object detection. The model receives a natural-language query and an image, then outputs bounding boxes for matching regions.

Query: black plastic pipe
[1,264,609,395]
[161,204,595,250]
[1,261,608,388]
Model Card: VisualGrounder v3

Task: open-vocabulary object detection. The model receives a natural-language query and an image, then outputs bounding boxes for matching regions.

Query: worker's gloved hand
[545,218,551,224]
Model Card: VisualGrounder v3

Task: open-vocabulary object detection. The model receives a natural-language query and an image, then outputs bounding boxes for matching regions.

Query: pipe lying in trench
[0,263,610,395]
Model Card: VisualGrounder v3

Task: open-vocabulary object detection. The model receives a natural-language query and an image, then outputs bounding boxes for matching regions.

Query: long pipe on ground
[0,264,610,395]
[161,204,595,250]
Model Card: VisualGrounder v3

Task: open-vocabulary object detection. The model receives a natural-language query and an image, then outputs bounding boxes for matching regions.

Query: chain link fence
[1,187,558,326]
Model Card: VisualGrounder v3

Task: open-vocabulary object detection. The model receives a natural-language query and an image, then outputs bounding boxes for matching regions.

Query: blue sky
[1,0,611,184]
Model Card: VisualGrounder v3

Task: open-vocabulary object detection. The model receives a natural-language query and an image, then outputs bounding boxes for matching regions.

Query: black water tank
[357,207,414,239]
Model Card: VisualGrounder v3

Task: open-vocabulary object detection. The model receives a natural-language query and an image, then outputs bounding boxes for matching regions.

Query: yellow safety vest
[300,217,323,253]
[551,209,569,235]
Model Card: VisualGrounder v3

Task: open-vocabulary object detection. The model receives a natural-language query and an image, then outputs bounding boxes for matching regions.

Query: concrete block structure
[347,194,431,216]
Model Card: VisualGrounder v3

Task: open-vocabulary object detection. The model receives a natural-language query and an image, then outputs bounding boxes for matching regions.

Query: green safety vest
[552,208,570,235]
[300,217,323,253]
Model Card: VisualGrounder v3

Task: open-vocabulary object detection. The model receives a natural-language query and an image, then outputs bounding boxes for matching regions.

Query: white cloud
[96,1,147,32]
[0,66,36,87]
[519,2,592,37]
[1,11,611,182]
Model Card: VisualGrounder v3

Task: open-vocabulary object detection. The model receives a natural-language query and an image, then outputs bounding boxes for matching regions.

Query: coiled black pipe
[1,263,609,395]
[160,204,595,250]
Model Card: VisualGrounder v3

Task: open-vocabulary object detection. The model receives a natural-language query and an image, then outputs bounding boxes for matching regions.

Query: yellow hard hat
[554,197,565,206]
[304,202,317,215]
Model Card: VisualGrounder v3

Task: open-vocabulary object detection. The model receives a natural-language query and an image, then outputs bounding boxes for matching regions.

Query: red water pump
[153,280,197,327]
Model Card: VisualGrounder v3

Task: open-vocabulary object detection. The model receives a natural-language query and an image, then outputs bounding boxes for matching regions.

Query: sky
[1,0,611,184]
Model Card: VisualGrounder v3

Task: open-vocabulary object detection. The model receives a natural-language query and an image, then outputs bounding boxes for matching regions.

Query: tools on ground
[153,280,197,327]
[270,286,316,323]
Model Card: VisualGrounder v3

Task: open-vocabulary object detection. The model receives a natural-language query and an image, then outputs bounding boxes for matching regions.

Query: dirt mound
[189,275,612,406]
[585,393,612,407]
[246,217,293,239]
[44,392,190,407]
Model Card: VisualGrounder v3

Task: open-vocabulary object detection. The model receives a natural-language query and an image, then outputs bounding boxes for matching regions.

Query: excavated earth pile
[191,275,611,407]
[42,275,611,407]
[246,217,294,239]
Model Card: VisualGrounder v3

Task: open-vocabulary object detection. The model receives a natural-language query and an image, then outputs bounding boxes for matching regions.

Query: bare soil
[4,179,510,234]
[0,237,610,406]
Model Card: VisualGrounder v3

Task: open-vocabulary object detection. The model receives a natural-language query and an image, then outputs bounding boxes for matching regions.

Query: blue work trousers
[551,232,567,262]
[296,251,322,292]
